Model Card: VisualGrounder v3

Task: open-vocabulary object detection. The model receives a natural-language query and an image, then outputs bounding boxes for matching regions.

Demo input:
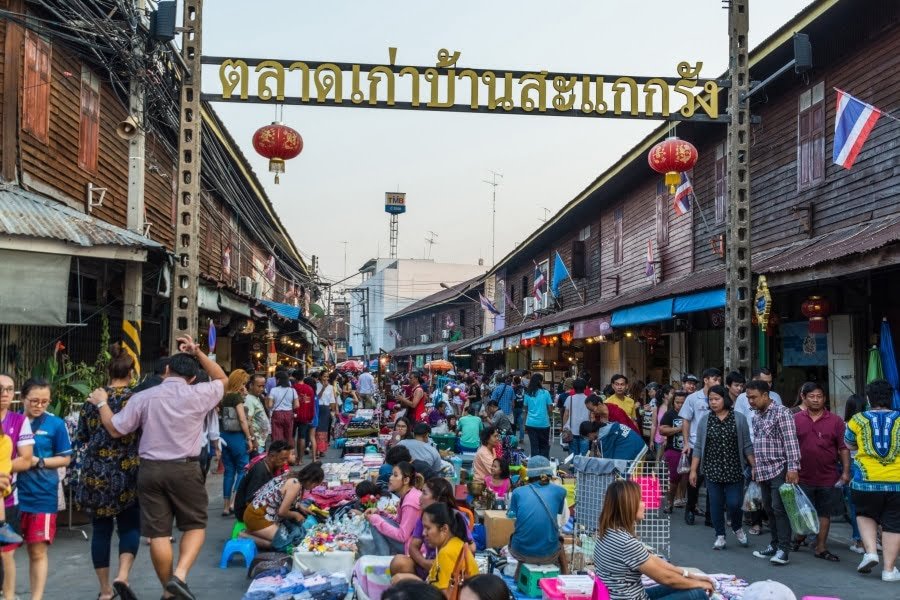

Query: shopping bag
[676,452,691,474]
[779,483,820,536]
[742,481,764,512]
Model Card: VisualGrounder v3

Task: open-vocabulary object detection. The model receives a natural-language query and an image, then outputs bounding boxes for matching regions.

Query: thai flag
[645,240,655,278]
[533,265,546,301]
[673,173,693,217]
[833,89,881,169]
[479,292,500,316]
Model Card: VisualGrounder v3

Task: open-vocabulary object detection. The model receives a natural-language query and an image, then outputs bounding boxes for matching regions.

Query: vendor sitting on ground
[366,461,424,555]
[233,440,294,521]
[242,462,325,549]
[398,422,445,476]
[393,503,478,592]
[507,456,569,574]
[473,426,500,484]
[458,405,484,453]
[390,478,475,580]
[594,479,714,600]
[485,400,512,433]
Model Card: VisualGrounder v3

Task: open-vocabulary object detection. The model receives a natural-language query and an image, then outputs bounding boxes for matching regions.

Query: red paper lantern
[801,296,831,334]
[252,122,303,184]
[648,136,698,193]
[641,326,660,345]
[560,331,573,344]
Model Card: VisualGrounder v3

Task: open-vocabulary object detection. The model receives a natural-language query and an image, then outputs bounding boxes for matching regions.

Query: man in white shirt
[734,368,783,437]
[357,369,376,408]
[562,378,592,456]
[679,367,722,526]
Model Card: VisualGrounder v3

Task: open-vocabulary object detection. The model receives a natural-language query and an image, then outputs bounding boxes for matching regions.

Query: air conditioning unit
[250,280,261,298]
[419,334,430,343]
[524,297,534,316]
[441,329,450,340]
[239,276,251,295]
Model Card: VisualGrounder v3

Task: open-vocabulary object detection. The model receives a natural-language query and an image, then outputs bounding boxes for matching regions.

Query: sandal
[814,550,840,562]
[748,525,762,535]
[113,581,138,600]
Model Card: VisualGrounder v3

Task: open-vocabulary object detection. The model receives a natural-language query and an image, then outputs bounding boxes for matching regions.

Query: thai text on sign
[202,49,724,122]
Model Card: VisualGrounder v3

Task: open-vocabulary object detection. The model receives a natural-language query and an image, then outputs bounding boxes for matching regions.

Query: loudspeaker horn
[116,115,139,140]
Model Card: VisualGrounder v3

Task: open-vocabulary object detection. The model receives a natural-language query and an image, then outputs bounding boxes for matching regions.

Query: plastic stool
[219,537,257,569]
[231,521,247,540]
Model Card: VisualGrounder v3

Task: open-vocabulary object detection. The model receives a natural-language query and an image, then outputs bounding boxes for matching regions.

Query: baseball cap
[682,374,700,383]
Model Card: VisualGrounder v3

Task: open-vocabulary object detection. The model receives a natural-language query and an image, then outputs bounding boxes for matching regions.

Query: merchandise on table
[241,567,348,600]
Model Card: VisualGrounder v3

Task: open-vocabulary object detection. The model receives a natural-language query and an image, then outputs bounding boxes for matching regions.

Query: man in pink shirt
[87,335,226,600]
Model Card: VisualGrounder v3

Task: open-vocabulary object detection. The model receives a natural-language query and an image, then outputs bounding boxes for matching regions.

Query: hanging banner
[202,50,725,123]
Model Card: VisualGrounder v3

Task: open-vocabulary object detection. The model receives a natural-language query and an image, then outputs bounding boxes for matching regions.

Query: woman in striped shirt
[594,480,714,600]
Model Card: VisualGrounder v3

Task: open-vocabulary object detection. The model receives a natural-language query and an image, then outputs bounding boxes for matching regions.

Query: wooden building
[0,1,318,375]
[465,0,900,414]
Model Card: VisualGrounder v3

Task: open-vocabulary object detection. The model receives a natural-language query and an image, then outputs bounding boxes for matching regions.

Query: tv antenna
[424,231,439,259]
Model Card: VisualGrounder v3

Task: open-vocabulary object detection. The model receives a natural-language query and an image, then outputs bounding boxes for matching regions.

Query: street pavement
[12,443,889,599]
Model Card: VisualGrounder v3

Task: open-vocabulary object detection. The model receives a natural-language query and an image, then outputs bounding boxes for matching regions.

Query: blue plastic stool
[219,537,257,569]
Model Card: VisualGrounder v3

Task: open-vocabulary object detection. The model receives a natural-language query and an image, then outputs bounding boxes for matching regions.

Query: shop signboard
[782,321,827,366]
[385,192,407,214]
[574,316,612,339]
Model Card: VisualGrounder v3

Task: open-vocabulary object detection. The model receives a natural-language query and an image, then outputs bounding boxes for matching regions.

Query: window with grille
[23,31,51,142]
[798,81,826,190]
[613,207,624,265]
[715,144,726,224]
[79,67,101,172]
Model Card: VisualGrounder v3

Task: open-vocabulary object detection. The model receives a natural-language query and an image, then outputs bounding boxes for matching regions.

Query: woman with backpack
[220,369,254,516]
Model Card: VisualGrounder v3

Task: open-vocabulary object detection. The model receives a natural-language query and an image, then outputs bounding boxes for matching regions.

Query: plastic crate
[539,578,592,600]
[432,433,458,452]
[517,563,559,598]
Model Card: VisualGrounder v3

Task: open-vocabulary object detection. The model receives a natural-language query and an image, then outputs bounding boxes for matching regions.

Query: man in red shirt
[585,394,641,435]
[401,372,426,422]
[793,381,850,561]
[292,374,317,463]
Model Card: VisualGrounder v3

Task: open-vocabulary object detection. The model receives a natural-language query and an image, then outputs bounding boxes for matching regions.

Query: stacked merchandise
[343,437,382,457]
[639,573,749,599]
[241,569,349,600]
[346,409,379,438]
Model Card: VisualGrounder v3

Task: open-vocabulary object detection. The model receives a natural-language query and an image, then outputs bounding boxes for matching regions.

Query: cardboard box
[484,510,516,549]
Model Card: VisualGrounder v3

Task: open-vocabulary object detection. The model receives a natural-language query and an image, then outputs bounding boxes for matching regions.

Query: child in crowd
[485,458,511,498]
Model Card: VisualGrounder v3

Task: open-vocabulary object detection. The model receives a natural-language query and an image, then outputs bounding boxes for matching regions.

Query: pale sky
[202,0,813,289]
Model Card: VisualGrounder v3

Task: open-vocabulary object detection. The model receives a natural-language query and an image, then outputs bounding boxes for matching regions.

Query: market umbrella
[424,359,453,372]
[867,345,884,383]
[879,318,900,410]
[336,360,364,373]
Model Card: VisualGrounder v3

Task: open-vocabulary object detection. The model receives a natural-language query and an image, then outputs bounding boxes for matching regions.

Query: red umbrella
[424,359,453,372]
[336,360,364,373]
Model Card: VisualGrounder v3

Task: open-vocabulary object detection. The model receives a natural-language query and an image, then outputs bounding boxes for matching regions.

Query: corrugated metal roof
[386,275,484,320]
[391,338,473,357]
[755,214,900,274]
[0,185,163,250]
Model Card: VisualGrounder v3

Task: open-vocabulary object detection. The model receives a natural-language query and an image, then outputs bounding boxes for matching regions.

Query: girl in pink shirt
[365,461,423,555]
[485,458,511,498]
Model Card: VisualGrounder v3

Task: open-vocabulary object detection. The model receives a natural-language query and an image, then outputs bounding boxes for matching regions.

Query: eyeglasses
[0,387,14,394]
[26,398,50,406]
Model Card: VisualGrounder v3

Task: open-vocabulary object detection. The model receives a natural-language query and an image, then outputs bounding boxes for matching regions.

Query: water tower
[384,192,406,259]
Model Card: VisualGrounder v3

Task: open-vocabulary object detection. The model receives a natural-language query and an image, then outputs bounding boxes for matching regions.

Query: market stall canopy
[0,186,163,262]
[336,360,364,373]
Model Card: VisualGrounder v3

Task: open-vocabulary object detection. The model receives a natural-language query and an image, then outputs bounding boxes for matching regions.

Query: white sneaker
[858,552,880,573]
[713,535,726,550]
[734,528,748,547]
[849,541,865,554]
[882,568,900,582]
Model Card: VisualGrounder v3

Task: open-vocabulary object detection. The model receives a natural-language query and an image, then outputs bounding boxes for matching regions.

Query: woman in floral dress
[75,344,141,600]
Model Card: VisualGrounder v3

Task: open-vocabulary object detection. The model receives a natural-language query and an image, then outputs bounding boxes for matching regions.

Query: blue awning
[610,298,673,327]
[260,299,301,321]
[673,288,726,314]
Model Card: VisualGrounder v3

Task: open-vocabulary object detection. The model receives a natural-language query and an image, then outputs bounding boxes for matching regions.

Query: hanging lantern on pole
[801,295,831,334]
[252,122,303,184]
[648,136,698,193]
[641,325,660,353]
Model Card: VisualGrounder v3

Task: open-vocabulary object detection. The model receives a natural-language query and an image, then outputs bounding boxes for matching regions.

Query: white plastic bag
[676,452,691,474]
[742,481,764,512]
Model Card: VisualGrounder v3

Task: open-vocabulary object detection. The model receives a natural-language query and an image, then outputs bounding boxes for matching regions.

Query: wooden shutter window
[614,207,624,266]
[78,69,101,173]
[797,82,826,190]
[22,32,51,142]
[571,240,586,278]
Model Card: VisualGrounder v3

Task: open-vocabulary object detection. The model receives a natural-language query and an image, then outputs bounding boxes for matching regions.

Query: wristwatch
[37,457,45,469]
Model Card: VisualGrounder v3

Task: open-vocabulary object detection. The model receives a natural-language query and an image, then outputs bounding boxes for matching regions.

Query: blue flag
[551,251,569,296]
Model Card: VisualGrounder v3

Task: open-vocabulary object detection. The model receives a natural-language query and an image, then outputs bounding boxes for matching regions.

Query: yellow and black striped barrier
[122,319,142,377]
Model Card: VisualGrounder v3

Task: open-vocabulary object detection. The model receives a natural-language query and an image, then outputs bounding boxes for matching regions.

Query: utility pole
[122,0,146,374]
[168,0,203,354]
[725,0,752,374]
[482,170,502,266]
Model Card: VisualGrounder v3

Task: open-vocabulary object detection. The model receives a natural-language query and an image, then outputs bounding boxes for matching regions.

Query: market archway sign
[200,48,727,123]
